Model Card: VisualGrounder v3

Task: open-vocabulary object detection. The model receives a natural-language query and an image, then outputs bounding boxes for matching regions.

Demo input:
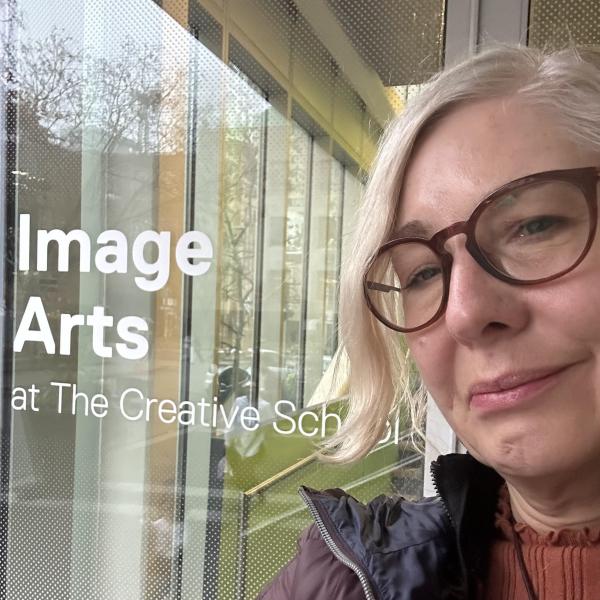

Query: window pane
[529,0,600,48]
[304,141,332,404]
[0,0,446,597]
[280,121,311,408]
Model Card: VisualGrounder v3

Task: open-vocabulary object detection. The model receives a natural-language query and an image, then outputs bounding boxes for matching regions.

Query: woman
[259,44,600,600]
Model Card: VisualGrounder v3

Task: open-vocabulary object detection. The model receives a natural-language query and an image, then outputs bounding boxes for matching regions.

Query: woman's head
[332,45,600,475]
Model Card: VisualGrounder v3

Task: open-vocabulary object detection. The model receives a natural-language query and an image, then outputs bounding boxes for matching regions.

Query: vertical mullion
[250,101,269,409]
[0,4,17,596]
[296,137,314,408]
[332,166,346,353]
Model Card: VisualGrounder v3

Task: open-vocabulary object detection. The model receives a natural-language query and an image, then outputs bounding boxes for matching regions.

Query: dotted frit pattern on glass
[326,0,446,85]
[529,0,600,48]
[219,434,424,600]
[1,0,441,598]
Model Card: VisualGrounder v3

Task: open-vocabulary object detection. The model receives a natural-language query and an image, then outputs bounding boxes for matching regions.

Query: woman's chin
[475,436,596,483]
[462,428,563,477]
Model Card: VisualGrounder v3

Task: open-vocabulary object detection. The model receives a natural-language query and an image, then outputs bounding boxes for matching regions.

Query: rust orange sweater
[482,483,600,599]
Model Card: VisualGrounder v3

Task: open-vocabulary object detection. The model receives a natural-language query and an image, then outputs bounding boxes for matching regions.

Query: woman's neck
[506,474,600,534]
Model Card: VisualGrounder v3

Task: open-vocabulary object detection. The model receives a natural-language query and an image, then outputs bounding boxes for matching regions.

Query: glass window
[280,121,311,409]
[528,0,600,48]
[0,0,446,596]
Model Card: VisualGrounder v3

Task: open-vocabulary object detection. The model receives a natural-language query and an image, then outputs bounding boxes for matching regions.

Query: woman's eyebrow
[392,219,432,239]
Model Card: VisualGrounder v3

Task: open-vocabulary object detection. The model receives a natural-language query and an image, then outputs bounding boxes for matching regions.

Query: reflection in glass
[0,0,442,596]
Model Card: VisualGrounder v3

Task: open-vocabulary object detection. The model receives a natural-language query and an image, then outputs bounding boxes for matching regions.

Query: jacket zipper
[429,460,455,530]
[298,488,377,600]
[430,460,471,600]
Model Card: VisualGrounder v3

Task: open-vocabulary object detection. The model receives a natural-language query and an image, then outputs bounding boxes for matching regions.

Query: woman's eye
[514,215,562,237]
[405,266,441,289]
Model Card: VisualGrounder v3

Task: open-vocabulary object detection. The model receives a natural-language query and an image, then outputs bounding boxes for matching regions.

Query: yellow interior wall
[228,0,293,79]
[199,0,386,169]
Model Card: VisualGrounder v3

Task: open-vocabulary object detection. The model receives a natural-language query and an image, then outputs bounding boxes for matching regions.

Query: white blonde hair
[325,44,600,462]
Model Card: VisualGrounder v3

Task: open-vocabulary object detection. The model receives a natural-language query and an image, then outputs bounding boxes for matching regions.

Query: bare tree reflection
[2,20,190,154]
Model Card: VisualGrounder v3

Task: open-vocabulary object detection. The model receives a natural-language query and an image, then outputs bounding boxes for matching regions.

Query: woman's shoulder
[258,488,454,599]
[256,522,364,600]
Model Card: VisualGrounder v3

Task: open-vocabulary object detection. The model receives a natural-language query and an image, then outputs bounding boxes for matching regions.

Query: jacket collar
[431,453,505,597]
[299,453,505,600]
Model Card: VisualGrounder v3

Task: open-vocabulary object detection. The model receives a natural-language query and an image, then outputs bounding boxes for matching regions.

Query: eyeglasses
[364,166,600,333]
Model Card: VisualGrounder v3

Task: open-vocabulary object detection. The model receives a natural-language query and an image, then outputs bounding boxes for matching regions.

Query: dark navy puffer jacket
[258,453,505,600]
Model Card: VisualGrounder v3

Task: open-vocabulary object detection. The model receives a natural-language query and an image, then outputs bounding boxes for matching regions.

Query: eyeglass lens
[365,179,591,332]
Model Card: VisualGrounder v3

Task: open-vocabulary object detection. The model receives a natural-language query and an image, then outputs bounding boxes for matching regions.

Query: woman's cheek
[408,332,455,404]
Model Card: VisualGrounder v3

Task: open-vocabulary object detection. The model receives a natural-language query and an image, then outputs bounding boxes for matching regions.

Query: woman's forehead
[397,98,596,229]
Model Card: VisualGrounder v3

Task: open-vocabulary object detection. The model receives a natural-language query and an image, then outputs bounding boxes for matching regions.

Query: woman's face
[400,97,600,480]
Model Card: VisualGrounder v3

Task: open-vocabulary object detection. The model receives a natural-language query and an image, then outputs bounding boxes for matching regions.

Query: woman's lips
[468,365,571,413]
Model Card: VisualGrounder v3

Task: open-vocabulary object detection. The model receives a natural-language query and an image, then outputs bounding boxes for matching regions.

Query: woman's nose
[442,244,530,346]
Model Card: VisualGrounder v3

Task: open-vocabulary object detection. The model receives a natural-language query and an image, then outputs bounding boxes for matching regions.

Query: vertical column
[143,0,190,596]
[478,0,529,46]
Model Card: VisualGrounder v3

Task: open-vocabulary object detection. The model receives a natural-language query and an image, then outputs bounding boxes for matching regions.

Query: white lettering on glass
[17,213,214,291]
